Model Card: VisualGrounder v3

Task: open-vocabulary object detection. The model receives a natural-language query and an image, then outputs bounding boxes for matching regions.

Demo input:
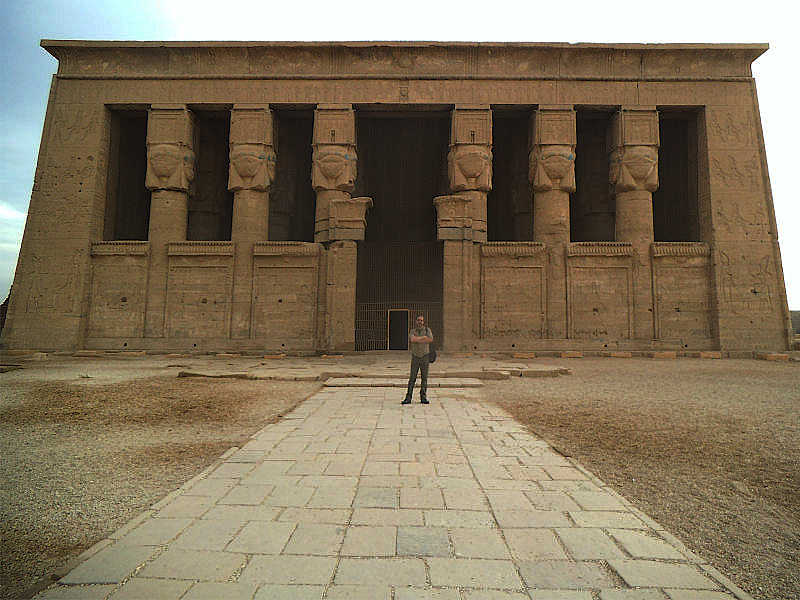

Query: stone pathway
[36,385,750,600]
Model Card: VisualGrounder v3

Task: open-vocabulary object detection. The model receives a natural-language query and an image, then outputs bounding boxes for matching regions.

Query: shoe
[401,398,411,405]
[420,398,429,404]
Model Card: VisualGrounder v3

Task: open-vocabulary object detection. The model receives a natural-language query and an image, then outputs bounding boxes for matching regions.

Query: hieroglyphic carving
[710,152,761,192]
[480,242,546,257]
[50,105,98,146]
[706,107,756,148]
[713,192,769,238]
[719,249,775,313]
[569,266,632,339]
[23,250,82,314]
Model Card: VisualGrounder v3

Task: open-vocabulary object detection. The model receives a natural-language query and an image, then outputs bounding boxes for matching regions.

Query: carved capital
[145,106,195,192]
[312,144,357,192]
[451,106,492,145]
[529,144,575,193]
[532,106,576,146]
[146,143,195,191]
[448,145,492,192]
[611,107,659,148]
[229,143,275,191]
[610,145,658,193]
[313,105,356,145]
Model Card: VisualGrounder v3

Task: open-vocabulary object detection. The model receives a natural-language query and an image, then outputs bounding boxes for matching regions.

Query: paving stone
[264,485,316,507]
[324,458,365,476]
[201,505,281,522]
[401,487,445,509]
[362,475,421,488]
[427,558,523,588]
[397,526,451,556]
[528,592,594,600]
[568,511,646,529]
[184,477,238,498]
[364,461,401,475]
[449,527,510,559]
[209,462,257,479]
[240,556,337,585]
[219,484,274,505]
[277,507,351,524]
[486,490,535,511]
[556,528,626,560]
[395,588,462,600]
[354,486,399,508]
[568,491,627,511]
[540,480,602,492]
[240,460,295,482]
[34,584,116,599]
[608,529,687,559]
[442,489,488,510]
[326,584,392,599]
[524,491,582,511]
[663,591,738,600]
[599,591,666,600]
[341,525,397,556]
[422,476,482,491]
[505,465,549,480]
[139,548,245,581]
[351,508,424,526]
[226,521,296,554]
[609,560,720,589]
[116,518,191,546]
[518,561,614,589]
[155,495,215,518]
[424,509,495,528]
[283,523,345,555]
[435,463,474,478]
[334,558,427,586]
[59,545,155,584]
[400,462,437,476]
[183,582,260,600]
[494,510,571,528]
[543,466,589,480]
[306,486,357,508]
[252,584,325,599]
[172,519,242,551]
[109,578,192,599]
[463,592,533,600]
[502,528,566,560]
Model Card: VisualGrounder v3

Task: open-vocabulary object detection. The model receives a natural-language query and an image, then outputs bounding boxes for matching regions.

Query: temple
[1,41,792,353]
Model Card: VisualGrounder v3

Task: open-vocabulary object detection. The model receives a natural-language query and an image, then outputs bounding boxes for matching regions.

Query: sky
[1,0,798,309]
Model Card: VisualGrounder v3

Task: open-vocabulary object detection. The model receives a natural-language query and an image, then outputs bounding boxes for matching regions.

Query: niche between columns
[653,110,700,242]
[488,108,533,241]
[570,109,615,242]
[270,108,315,242]
[104,109,150,241]
[189,110,233,241]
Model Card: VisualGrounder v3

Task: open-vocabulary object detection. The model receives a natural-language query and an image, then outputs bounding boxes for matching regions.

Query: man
[402,314,434,405]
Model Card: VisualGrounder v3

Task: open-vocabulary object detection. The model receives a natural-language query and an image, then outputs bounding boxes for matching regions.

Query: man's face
[416,316,425,328]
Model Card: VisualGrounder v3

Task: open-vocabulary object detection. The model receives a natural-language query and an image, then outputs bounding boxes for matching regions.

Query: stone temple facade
[1,41,793,353]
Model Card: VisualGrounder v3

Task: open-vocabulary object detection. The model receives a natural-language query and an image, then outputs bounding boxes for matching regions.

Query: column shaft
[143,106,194,338]
[530,107,575,339]
[610,108,660,341]
[228,106,274,339]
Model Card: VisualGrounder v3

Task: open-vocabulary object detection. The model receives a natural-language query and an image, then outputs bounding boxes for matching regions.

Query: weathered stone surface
[3,42,789,354]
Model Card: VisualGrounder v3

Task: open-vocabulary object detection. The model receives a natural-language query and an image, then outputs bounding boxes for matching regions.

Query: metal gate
[355,242,443,351]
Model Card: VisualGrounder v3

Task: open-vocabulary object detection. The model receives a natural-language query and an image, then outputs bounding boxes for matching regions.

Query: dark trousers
[405,354,429,400]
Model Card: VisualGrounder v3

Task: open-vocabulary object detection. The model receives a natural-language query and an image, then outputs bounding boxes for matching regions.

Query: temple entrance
[354,110,449,351]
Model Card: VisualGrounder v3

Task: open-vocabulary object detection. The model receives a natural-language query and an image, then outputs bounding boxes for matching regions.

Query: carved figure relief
[708,108,755,148]
[448,145,492,192]
[710,153,760,192]
[51,105,96,146]
[146,143,195,191]
[610,145,658,193]
[530,145,576,192]
[229,144,276,191]
[312,145,357,191]
[25,251,81,314]
[719,250,774,313]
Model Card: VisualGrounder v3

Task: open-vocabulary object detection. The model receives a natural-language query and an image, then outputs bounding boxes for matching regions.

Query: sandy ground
[482,357,800,600]
[1,354,798,600]
[0,375,320,600]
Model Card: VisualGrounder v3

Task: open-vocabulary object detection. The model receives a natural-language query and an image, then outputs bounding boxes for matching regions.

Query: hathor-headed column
[435,105,492,350]
[144,105,195,338]
[530,106,575,339]
[312,105,371,351]
[228,105,275,338]
[610,107,659,340]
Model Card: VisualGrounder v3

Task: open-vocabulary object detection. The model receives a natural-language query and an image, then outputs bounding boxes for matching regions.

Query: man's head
[416,315,425,327]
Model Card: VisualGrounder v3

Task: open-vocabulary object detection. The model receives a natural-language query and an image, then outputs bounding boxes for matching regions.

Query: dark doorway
[105,110,150,241]
[190,110,233,240]
[388,309,409,350]
[354,110,448,351]
[489,109,533,241]
[571,110,615,241]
